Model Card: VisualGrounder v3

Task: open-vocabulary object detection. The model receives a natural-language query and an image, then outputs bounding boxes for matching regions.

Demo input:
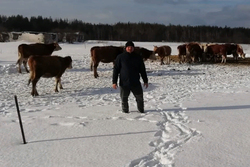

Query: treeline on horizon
[1,15,250,44]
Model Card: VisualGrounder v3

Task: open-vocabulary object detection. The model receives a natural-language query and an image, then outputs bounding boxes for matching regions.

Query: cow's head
[153,45,160,57]
[54,43,62,51]
[237,44,246,59]
[65,56,73,69]
[149,52,157,60]
[143,47,157,60]
[153,46,158,52]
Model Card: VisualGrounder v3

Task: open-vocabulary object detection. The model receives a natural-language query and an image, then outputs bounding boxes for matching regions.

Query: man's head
[125,41,134,53]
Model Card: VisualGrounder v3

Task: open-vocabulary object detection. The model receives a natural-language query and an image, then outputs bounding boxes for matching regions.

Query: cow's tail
[90,54,94,71]
[16,59,20,65]
[28,70,35,86]
[28,63,35,86]
[28,70,33,86]
[28,78,31,86]
[16,49,22,65]
[90,50,95,71]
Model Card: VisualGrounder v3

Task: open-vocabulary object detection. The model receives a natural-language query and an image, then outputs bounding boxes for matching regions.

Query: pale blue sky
[1,0,250,28]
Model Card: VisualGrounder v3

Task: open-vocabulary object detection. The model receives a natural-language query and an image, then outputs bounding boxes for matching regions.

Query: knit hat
[125,41,134,48]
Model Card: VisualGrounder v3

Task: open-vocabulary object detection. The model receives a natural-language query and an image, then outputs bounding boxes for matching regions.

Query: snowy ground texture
[1,40,250,167]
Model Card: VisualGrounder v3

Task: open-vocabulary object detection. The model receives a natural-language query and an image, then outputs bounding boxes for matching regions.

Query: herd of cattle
[16,42,246,96]
[178,42,245,64]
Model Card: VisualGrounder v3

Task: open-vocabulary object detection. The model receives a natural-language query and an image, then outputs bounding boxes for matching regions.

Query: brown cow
[186,42,203,63]
[205,44,227,63]
[177,44,187,64]
[204,43,245,63]
[17,42,62,73]
[90,46,156,78]
[28,55,72,96]
[90,46,124,78]
[153,45,172,65]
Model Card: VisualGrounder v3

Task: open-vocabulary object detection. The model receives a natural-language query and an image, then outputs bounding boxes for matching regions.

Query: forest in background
[1,15,250,44]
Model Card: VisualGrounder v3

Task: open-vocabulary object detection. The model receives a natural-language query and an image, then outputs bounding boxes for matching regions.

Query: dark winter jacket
[112,51,148,87]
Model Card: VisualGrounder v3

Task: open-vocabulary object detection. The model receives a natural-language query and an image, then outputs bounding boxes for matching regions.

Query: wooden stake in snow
[14,95,27,144]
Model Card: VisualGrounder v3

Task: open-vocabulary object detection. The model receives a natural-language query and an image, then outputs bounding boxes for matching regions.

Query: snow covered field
[1,40,250,167]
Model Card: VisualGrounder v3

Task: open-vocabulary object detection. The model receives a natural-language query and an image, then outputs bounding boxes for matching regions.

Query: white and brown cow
[28,55,72,96]
[153,45,172,65]
[205,43,245,63]
[205,44,228,63]
[17,42,62,73]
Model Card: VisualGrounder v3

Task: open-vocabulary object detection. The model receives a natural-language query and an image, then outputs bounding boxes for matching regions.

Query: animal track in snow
[51,122,88,127]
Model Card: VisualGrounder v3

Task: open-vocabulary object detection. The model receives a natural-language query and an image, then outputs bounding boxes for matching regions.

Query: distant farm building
[0,32,84,43]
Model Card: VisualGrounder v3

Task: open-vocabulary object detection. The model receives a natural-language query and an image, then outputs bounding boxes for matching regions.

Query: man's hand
[144,83,148,89]
[112,84,117,89]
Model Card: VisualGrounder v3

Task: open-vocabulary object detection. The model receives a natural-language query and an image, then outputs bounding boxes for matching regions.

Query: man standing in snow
[112,41,148,113]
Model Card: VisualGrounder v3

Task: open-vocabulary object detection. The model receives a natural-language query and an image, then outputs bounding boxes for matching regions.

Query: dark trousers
[120,85,144,112]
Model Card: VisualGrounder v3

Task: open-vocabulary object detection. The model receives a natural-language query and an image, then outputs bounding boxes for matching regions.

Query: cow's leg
[93,62,99,78]
[28,79,31,86]
[184,55,187,63]
[186,54,192,64]
[194,52,199,62]
[58,78,63,89]
[191,56,195,63]
[221,55,226,64]
[55,79,59,92]
[90,59,93,71]
[185,53,192,63]
[16,59,22,73]
[233,53,238,60]
[55,77,62,92]
[201,53,206,62]
[213,55,218,63]
[179,55,184,64]
[182,55,186,63]
[23,60,29,73]
[160,57,164,65]
[178,54,182,64]
[31,78,39,96]
[167,56,170,64]
[28,70,35,86]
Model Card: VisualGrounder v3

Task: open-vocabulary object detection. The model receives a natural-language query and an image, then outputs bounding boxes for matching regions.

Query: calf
[28,55,72,96]
[153,45,172,65]
[17,42,62,73]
